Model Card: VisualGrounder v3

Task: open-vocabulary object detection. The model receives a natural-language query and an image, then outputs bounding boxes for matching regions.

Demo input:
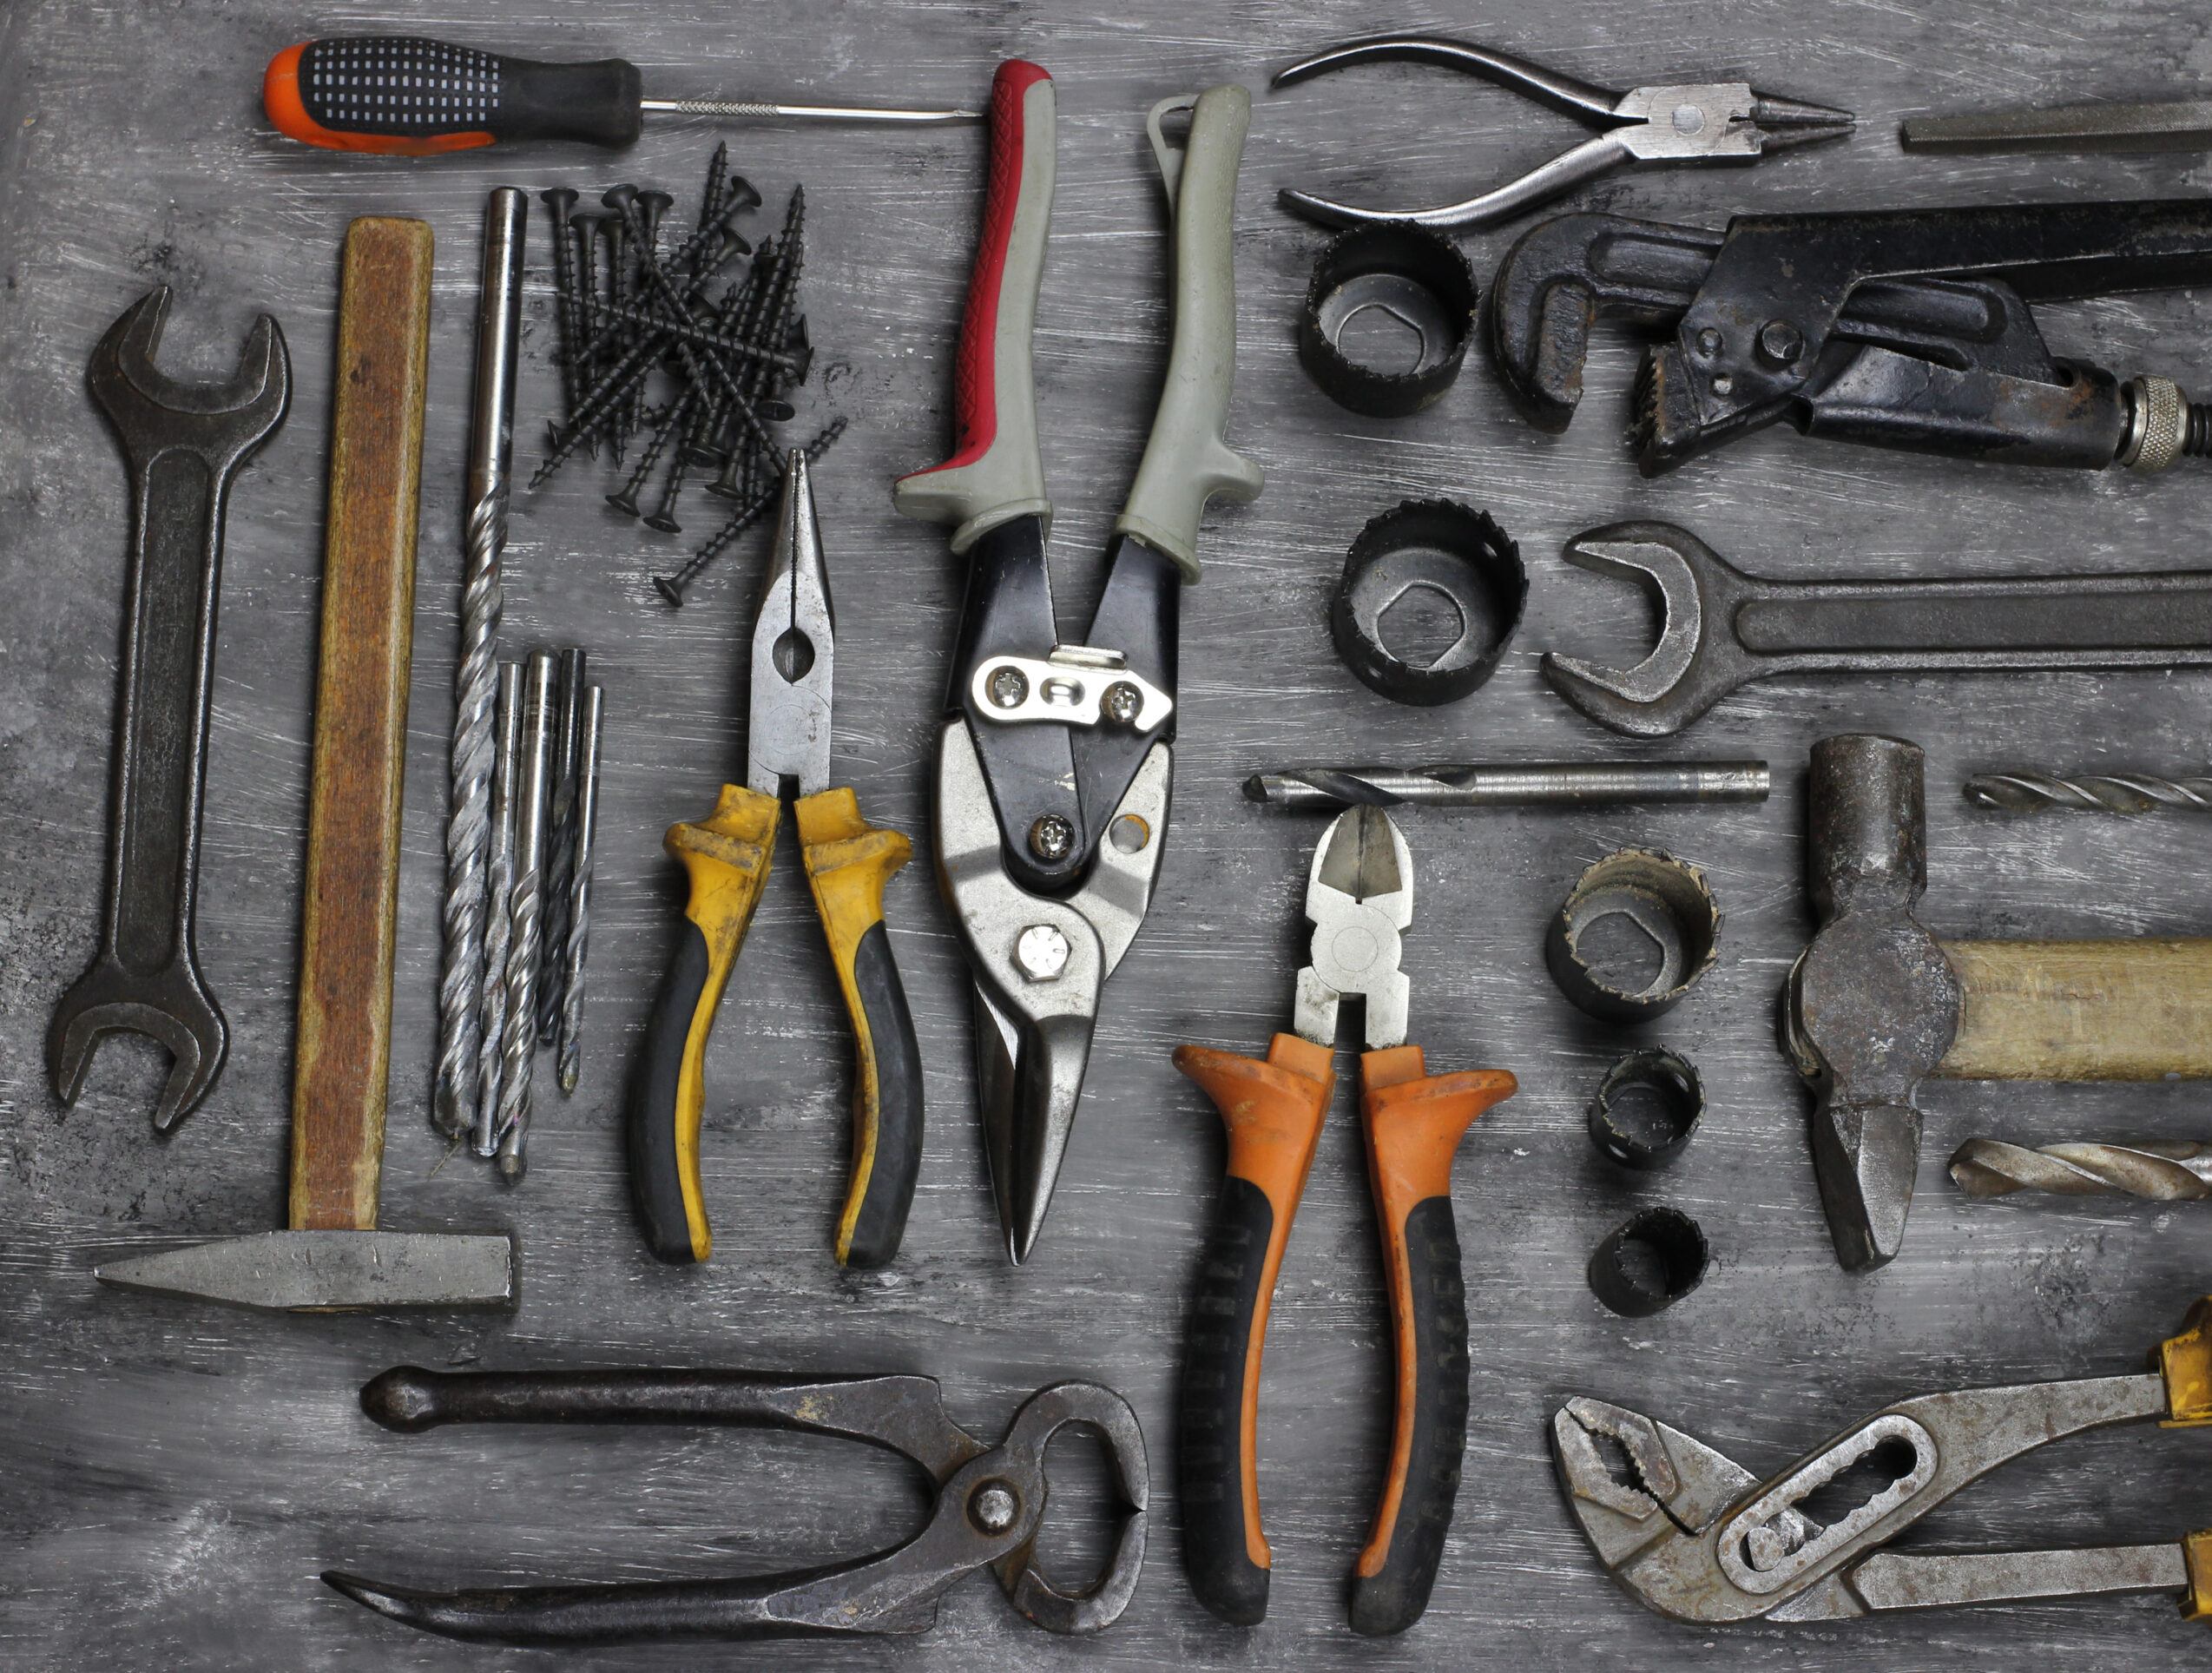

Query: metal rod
[470,663,522,1156]
[435,187,527,1140]
[640,97,981,124]
[557,686,604,1097]
[1242,761,1772,812]
[490,652,556,1176]
[1965,770,2212,813]
[1903,98,2212,156]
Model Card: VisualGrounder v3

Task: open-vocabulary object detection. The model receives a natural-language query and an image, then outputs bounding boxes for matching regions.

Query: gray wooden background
[6,1,2212,1667]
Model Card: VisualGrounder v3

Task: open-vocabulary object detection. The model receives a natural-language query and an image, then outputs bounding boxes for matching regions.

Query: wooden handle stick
[291,217,435,1232]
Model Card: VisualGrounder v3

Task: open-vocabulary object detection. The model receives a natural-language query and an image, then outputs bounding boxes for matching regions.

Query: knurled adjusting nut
[2119,374,2186,472]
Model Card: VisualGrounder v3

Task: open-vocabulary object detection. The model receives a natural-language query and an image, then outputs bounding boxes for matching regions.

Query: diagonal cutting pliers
[626,450,925,1269]
[1554,1295,2212,1625]
[1175,806,1517,1634]
[896,63,1263,1263]
[1271,34,1853,233]
[324,1362,1147,1646]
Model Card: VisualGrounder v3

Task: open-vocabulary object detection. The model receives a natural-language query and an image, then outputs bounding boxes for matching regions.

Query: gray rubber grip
[1114,86,1264,583]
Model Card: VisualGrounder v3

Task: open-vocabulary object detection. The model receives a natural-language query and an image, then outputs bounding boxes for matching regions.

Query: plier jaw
[1271,34,1853,233]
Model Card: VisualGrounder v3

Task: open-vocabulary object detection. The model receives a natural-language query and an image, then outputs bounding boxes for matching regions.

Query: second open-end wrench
[49,289,291,1129]
[1542,521,2212,737]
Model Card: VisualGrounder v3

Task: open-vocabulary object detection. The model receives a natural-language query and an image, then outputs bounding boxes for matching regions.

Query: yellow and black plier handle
[625,783,923,1268]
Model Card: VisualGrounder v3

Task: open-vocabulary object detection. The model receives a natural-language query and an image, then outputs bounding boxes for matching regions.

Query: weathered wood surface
[3,2,2211,1667]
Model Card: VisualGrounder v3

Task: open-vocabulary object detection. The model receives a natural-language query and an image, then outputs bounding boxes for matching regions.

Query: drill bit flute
[435,188,527,1138]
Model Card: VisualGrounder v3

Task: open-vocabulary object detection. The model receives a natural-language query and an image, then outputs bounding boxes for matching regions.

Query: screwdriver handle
[265,37,642,155]
[1173,1034,1334,1626]
[625,785,777,1264]
[892,60,1055,553]
[794,788,925,1268]
[1352,1047,1515,1637]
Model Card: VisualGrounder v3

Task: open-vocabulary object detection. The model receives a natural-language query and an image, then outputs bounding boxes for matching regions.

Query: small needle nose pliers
[1175,806,1517,1635]
[625,450,925,1270]
[325,1362,1148,1647]
[1271,34,1854,233]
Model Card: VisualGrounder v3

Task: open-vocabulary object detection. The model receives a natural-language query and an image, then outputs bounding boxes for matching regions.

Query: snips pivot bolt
[1029,815,1076,862]
[1016,925,1071,981]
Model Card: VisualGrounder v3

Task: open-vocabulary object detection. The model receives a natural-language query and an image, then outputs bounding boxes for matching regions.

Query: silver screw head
[1756,319,1804,367]
[1028,813,1074,862]
[1014,925,1070,981]
[988,666,1030,708]
[969,1480,1020,1534]
[1695,326,1722,357]
[1103,681,1142,726]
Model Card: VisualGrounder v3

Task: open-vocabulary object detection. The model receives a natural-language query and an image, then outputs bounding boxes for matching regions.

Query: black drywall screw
[656,417,846,606]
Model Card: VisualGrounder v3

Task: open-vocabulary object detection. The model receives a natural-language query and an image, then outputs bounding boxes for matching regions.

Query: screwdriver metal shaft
[1951,1137,2212,1201]
[640,98,979,124]
[1964,771,2212,814]
[1244,761,1770,812]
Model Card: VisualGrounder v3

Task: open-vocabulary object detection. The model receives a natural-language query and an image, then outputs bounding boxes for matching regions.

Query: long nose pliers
[896,63,1263,1263]
[1175,806,1517,1634]
[1271,34,1853,233]
[625,450,925,1270]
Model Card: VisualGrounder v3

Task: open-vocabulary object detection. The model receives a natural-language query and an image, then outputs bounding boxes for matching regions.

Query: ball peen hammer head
[1782,735,1964,1271]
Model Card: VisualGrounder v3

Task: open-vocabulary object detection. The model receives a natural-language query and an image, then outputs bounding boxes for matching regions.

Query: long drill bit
[470,664,523,1154]
[537,648,587,1044]
[557,685,604,1095]
[1964,771,2212,814]
[1243,761,1771,812]
[489,652,556,1175]
[435,188,527,1139]
[1951,1136,2212,1201]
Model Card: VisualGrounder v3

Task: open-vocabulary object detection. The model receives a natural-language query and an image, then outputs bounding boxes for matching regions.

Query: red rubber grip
[935,59,1050,474]
[263,43,495,155]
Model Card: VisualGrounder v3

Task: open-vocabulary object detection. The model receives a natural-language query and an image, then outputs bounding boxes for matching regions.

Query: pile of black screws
[533,143,846,606]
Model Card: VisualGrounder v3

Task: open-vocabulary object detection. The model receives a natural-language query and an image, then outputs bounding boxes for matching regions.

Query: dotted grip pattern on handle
[265,37,643,155]
[1174,1034,1335,1625]
[892,61,1055,553]
[1352,1046,1516,1636]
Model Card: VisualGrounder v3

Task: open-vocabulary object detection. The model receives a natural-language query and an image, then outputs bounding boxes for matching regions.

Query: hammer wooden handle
[291,218,434,1232]
[1941,939,2212,1081]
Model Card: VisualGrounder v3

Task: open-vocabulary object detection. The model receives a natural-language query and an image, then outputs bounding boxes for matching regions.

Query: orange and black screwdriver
[264,36,978,155]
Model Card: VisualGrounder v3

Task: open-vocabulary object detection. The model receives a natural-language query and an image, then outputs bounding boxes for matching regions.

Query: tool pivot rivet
[1027,815,1074,862]
[1103,681,1142,725]
[988,666,1029,708]
[1711,373,1734,396]
[1672,102,1706,135]
[1695,327,1722,357]
[968,1479,1020,1534]
[1756,319,1804,367]
[1014,924,1070,981]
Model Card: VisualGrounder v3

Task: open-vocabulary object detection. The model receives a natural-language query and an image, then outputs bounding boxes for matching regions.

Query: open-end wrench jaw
[1541,522,1754,737]
[51,287,291,1130]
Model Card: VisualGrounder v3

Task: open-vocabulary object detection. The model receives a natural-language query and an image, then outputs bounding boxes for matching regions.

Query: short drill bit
[471,664,523,1154]
[1243,761,1772,812]
[435,188,526,1140]
[486,652,556,1173]
[1951,1137,2212,1201]
[557,685,604,1096]
[1965,770,2212,814]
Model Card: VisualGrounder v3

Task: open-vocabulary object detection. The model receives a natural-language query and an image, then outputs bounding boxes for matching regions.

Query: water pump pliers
[895,63,1263,1263]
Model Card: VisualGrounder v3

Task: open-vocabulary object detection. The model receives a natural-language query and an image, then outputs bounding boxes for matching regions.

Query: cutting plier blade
[1294,805,1412,1050]
[1271,34,1853,232]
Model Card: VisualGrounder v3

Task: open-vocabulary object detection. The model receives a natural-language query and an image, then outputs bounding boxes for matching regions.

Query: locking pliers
[1271,35,1852,233]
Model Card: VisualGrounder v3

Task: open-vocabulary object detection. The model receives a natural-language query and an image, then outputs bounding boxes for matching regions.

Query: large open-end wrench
[1543,521,2212,737]
[49,289,290,1129]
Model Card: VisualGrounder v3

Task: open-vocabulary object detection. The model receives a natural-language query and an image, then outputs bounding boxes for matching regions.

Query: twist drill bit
[1242,761,1771,812]
[1950,1136,2212,1200]
[434,188,526,1140]
[487,653,556,1175]
[537,649,588,1044]
[557,685,604,1096]
[471,665,523,1154]
[1964,771,2212,814]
